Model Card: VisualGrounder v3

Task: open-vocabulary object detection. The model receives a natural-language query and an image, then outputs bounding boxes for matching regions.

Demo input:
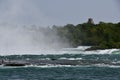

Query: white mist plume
[0,24,69,55]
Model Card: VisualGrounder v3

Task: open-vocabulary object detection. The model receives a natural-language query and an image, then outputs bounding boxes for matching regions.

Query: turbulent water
[0,46,120,80]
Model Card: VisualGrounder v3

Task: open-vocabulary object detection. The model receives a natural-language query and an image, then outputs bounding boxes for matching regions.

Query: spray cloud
[0,24,69,55]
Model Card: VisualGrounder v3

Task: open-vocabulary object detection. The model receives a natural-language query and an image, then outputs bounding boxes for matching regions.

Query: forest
[52,20,120,50]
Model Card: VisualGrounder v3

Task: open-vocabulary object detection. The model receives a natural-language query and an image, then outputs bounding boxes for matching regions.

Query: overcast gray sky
[0,0,119,26]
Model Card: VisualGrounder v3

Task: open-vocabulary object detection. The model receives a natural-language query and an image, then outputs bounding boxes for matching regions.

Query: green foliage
[53,22,120,49]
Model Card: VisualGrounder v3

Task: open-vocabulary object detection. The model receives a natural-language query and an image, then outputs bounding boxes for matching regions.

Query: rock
[85,46,107,51]
[4,63,26,66]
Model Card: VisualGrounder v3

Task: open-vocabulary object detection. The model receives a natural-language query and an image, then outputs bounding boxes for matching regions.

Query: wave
[60,47,120,55]
[1,57,120,67]
[0,46,120,56]
[59,57,82,60]
[1,64,120,69]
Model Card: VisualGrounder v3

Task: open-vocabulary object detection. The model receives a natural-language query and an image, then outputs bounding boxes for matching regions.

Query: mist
[0,24,69,55]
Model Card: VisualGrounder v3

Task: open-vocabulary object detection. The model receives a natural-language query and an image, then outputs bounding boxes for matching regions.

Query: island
[52,18,120,50]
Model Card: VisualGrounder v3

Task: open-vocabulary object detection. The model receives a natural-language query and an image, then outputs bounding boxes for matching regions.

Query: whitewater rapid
[0,46,120,68]
[0,46,120,56]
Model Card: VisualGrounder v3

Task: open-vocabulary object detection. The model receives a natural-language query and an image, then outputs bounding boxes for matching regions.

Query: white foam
[59,57,82,60]
[77,46,91,50]
[0,46,120,56]
[60,47,120,55]
[84,49,120,55]
[94,64,120,68]
[1,63,120,69]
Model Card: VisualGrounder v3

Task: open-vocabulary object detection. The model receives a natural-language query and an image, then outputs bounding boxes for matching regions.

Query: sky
[0,0,119,26]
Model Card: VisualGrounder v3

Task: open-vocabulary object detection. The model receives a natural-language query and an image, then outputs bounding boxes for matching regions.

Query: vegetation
[52,21,120,50]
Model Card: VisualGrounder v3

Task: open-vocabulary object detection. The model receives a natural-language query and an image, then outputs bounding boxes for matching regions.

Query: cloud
[116,0,120,11]
[0,0,54,26]
[0,0,119,26]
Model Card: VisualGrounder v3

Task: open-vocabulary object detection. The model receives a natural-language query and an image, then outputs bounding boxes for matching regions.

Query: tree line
[52,21,120,50]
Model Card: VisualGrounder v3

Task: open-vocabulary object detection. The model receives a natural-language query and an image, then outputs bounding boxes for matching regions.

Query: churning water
[0,46,120,80]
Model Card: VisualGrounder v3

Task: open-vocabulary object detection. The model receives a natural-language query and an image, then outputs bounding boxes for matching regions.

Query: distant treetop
[87,18,94,24]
